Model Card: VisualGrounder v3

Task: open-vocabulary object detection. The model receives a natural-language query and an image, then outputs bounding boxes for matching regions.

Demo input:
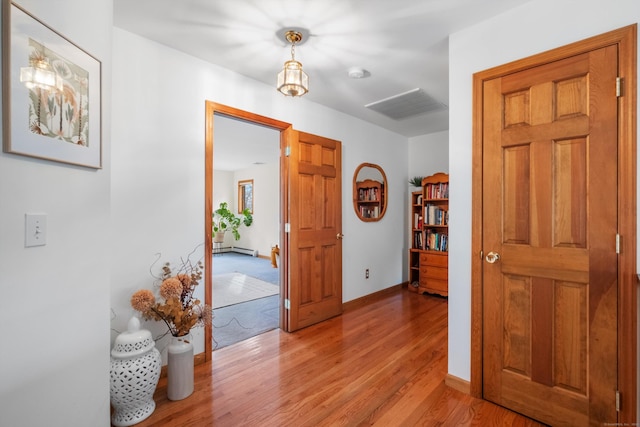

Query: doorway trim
[470,24,637,422]
[204,101,291,360]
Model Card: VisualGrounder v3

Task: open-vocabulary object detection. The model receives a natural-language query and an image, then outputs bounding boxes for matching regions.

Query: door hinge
[284,298,290,310]
[284,146,291,157]
[284,223,290,233]
[616,234,620,254]
[615,390,621,412]
[616,77,622,97]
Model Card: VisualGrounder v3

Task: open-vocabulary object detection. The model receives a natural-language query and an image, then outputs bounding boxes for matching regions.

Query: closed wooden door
[285,129,343,332]
[482,45,618,426]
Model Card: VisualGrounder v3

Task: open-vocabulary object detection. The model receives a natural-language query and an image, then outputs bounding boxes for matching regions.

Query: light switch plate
[25,213,47,247]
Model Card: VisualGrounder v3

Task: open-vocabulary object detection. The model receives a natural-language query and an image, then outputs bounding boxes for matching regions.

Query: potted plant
[408,176,424,188]
[212,201,253,242]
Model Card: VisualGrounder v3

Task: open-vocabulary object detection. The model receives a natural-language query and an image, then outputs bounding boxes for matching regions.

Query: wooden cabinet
[408,172,448,297]
[355,179,384,220]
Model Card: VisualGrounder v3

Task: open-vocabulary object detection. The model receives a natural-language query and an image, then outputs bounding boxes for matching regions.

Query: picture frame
[2,0,102,169]
[238,179,253,214]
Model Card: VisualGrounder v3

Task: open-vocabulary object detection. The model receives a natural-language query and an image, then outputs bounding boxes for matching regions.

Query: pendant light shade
[277,31,308,97]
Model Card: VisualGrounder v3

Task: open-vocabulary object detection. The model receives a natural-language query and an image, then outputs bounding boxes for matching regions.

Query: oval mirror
[353,163,387,222]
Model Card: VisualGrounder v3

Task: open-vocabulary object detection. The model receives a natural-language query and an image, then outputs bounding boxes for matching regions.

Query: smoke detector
[348,67,369,79]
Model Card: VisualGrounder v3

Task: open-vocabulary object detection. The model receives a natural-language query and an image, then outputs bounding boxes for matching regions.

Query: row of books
[358,187,380,201]
[412,230,448,252]
[413,213,423,229]
[424,204,448,226]
[425,183,449,200]
[359,205,380,218]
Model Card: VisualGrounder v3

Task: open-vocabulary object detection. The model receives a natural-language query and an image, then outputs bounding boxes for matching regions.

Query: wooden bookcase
[408,190,422,292]
[408,172,448,297]
[355,179,383,221]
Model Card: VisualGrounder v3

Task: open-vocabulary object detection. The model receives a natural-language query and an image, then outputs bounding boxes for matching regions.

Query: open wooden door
[481,45,619,426]
[282,128,343,332]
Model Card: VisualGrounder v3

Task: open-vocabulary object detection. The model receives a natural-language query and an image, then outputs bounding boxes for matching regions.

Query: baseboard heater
[231,247,258,257]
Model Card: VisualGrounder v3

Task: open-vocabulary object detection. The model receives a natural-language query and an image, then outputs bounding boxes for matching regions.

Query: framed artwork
[238,179,253,214]
[2,1,102,168]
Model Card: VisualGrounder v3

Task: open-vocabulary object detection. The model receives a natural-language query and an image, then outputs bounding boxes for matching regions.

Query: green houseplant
[408,176,424,188]
[212,202,253,242]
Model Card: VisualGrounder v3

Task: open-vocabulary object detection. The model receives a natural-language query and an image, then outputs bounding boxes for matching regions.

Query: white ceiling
[213,115,280,172]
[113,0,532,139]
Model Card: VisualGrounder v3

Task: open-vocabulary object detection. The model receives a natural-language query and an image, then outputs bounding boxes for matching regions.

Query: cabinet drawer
[422,279,448,296]
[419,252,448,267]
[420,265,448,281]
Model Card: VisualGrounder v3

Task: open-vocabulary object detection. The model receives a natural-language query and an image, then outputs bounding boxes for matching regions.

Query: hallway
[137,288,545,426]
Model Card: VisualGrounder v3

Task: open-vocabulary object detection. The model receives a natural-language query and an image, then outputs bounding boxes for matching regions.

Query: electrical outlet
[365,268,369,279]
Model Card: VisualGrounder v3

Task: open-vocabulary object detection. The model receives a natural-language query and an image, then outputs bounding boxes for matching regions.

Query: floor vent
[365,88,447,120]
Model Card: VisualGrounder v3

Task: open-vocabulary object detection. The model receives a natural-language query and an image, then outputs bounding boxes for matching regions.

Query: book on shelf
[360,205,379,219]
[413,213,424,229]
[425,182,449,199]
[424,205,448,226]
[413,231,423,249]
[359,187,379,201]
[425,230,448,252]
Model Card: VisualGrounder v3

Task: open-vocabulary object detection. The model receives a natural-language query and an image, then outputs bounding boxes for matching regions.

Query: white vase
[110,317,162,426]
[167,334,194,401]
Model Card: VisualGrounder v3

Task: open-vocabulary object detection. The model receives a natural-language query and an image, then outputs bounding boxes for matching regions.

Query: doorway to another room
[204,102,344,358]
[212,252,280,349]
[211,113,282,350]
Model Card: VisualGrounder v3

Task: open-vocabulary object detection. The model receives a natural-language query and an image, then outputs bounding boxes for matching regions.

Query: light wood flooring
[133,288,545,426]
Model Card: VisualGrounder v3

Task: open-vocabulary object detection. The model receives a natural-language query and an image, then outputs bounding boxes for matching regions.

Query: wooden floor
[132,288,545,427]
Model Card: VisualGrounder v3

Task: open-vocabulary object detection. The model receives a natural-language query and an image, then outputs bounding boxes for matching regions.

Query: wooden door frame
[470,25,637,423]
[204,101,291,360]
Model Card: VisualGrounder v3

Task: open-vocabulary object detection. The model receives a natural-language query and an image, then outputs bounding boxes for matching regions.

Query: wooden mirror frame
[352,162,387,222]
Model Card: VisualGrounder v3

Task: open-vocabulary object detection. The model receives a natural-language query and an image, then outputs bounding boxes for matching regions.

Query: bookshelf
[355,179,384,221]
[408,191,422,292]
[408,172,448,297]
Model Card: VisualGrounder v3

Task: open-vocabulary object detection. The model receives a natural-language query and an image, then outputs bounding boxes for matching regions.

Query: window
[238,179,253,213]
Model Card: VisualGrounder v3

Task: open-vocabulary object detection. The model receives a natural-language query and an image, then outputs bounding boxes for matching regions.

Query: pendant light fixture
[277,30,308,97]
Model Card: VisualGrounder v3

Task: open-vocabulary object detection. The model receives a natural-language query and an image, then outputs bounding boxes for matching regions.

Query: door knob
[485,251,500,263]
[336,233,344,240]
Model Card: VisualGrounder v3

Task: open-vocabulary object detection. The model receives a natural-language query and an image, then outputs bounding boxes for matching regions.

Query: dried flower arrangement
[131,254,212,338]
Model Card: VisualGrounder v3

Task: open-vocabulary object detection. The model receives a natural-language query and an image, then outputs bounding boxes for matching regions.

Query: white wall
[448,0,639,388]
[0,1,112,426]
[110,28,408,357]
[408,130,449,180]
[213,170,234,209]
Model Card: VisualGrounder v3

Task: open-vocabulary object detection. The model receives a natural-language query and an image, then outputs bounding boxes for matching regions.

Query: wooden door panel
[502,274,531,376]
[553,138,587,247]
[483,45,618,426]
[288,130,342,332]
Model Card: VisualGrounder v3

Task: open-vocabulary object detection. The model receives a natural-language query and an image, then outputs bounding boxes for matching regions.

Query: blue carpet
[212,295,280,350]
[212,252,279,285]
[212,253,280,349]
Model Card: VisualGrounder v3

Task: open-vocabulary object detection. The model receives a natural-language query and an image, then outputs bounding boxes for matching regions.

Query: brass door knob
[485,251,500,264]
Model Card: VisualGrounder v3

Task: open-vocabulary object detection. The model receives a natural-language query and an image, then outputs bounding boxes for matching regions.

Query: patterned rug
[213,272,279,309]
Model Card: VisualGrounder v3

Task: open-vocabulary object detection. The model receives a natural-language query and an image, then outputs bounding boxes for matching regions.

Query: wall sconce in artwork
[20,50,63,92]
